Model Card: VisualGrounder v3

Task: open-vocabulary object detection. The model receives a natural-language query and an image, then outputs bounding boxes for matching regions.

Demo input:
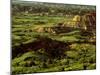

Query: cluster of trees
[12,1,96,16]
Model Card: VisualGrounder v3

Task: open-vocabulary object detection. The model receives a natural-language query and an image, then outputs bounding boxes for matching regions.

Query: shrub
[87,63,96,69]
[64,63,83,71]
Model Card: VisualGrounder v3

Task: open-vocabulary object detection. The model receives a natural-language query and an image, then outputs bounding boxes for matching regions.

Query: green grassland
[12,14,72,45]
[12,1,96,74]
[12,14,96,74]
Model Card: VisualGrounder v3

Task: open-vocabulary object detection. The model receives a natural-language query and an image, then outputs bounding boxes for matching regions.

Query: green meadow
[12,1,96,74]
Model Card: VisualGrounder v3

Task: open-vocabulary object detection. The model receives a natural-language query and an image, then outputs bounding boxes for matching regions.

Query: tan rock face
[70,12,96,30]
[36,27,45,33]
[66,15,81,28]
[73,15,81,22]
[34,26,56,33]
[81,12,96,31]
[33,26,45,33]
